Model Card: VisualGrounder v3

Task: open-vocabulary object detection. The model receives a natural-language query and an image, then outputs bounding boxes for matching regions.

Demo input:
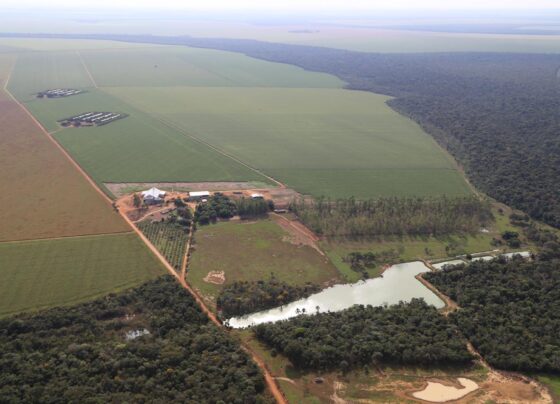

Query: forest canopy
[290,196,492,237]
[254,300,473,371]
[425,257,560,372]
[0,276,266,403]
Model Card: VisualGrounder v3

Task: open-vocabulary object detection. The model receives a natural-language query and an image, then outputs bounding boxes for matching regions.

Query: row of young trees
[290,196,493,237]
[425,257,560,372]
[0,277,266,403]
[217,278,320,318]
[253,299,473,371]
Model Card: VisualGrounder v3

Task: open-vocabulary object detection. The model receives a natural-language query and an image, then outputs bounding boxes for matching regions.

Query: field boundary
[76,50,98,88]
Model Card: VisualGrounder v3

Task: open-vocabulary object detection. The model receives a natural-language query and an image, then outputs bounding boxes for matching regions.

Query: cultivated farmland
[137,220,189,271]
[108,86,471,198]
[0,58,129,241]
[0,233,164,317]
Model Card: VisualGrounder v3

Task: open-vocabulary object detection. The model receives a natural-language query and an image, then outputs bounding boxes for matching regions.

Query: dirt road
[4,77,287,404]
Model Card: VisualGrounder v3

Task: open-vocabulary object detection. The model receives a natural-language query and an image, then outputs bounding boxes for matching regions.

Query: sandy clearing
[203,271,226,285]
[412,378,478,402]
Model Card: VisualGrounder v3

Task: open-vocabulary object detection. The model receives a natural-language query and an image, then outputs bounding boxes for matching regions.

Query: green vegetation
[137,219,190,271]
[107,86,470,199]
[81,46,343,88]
[538,375,560,402]
[19,89,269,185]
[218,278,320,318]
[194,194,237,224]
[0,276,266,403]
[292,196,492,237]
[425,257,560,372]
[254,299,473,371]
[187,220,340,306]
[0,234,164,317]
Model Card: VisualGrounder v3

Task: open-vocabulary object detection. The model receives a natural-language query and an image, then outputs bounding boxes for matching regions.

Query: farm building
[188,191,210,201]
[142,187,166,204]
[36,89,83,98]
[251,193,264,200]
[58,112,128,127]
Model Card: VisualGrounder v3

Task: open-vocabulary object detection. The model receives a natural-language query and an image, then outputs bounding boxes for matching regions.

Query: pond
[226,261,445,328]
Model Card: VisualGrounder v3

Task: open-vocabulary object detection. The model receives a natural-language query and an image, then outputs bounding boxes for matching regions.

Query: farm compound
[58,112,128,127]
[36,88,83,98]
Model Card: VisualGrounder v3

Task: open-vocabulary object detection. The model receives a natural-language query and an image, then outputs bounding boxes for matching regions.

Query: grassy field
[107,86,470,198]
[538,375,560,402]
[322,204,524,282]
[187,219,340,308]
[0,62,130,241]
[0,233,164,317]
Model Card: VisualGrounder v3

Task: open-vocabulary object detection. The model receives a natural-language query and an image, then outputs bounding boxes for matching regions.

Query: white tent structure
[141,187,166,204]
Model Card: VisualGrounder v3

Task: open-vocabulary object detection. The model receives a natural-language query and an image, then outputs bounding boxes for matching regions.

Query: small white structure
[502,251,532,260]
[189,191,210,201]
[251,193,264,200]
[141,187,166,204]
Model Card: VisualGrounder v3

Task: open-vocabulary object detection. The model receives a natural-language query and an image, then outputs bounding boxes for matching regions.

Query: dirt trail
[4,74,286,404]
[77,51,98,88]
[271,212,325,256]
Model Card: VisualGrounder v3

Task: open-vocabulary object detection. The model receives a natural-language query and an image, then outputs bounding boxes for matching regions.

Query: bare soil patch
[105,181,276,198]
[412,377,479,402]
[204,271,225,285]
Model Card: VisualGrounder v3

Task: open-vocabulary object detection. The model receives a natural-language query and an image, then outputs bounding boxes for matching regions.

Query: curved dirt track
[5,78,287,404]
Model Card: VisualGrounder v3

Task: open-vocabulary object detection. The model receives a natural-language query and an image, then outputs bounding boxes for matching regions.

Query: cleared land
[187,219,340,308]
[0,57,129,241]
[80,46,343,88]
[0,233,164,317]
[107,86,470,198]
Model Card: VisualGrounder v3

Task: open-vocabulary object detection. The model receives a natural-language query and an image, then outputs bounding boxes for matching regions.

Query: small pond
[226,261,444,328]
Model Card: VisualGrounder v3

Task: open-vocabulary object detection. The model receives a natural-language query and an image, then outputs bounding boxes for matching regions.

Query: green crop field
[0,233,164,317]
[107,86,471,198]
[80,46,343,88]
[187,219,340,307]
[7,41,471,199]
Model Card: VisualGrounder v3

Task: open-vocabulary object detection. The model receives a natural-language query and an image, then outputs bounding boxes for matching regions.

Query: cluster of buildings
[36,88,83,98]
[139,188,265,205]
[58,112,127,127]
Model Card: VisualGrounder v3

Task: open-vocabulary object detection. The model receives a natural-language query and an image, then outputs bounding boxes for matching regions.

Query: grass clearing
[0,233,164,317]
[538,375,560,402]
[107,86,471,198]
[187,219,340,308]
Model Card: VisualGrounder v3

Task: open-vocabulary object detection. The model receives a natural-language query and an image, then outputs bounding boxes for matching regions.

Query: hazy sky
[2,0,557,10]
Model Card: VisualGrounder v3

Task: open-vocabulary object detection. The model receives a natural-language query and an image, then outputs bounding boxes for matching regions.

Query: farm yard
[0,233,164,317]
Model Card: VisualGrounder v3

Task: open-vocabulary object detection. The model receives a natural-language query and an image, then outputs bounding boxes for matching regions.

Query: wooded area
[254,299,473,371]
[0,277,266,403]
[218,278,320,318]
[290,196,492,237]
[425,257,560,372]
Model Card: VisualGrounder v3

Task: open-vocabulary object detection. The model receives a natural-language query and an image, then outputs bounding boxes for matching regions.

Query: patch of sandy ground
[412,378,478,402]
[203,271,225,285]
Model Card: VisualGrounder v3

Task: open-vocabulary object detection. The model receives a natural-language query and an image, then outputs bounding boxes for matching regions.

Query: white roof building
[141,187,166,200]
[189,191,210,198]
[251,193,264,199]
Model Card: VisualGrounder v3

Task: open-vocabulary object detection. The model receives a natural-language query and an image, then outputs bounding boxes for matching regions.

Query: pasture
[187,219,340,308]
[0,68,129,241]
[107,86,470,198]
[0,233,164,317]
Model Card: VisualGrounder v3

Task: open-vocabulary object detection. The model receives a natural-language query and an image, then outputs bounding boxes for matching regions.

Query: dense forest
[194,194,237,224]
[0,277,267,403]
[425,257,560,372]
[218,278,320,318]
[290,196,492,237]
[254,299,473,371]
[10,33,560,228]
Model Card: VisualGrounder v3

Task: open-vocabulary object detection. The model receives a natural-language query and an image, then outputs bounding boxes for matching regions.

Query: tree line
[253,299,473,372]
[195,194,271,225]
[0,276,266,403]
[290,196,493,237]
[218,278,320,318]
[425,257,560,372]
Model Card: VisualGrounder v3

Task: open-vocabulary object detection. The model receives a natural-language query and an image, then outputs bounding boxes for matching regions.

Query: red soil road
[0,64,130,242]
[2,69,286,403]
